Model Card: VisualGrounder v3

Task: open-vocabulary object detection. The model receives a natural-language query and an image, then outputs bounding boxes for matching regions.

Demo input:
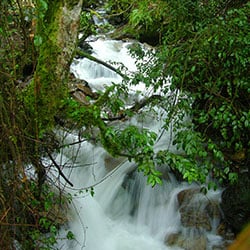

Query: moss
[65,0,81,10]
[33,1,77,132]
[33,43,65,131]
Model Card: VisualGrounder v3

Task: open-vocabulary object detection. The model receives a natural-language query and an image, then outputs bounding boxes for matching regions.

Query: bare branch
[47,152,74,187]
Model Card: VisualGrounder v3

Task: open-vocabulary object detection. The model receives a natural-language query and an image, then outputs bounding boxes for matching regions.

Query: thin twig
[47,152,74,187]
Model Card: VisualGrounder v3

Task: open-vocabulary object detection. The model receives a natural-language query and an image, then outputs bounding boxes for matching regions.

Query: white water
[53,37,223,250]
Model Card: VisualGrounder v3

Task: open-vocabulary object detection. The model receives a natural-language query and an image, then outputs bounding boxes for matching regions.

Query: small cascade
[54,37,227,250]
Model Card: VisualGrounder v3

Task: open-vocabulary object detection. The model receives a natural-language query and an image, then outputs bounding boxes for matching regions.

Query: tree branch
[47,152,74,187]
[76,49,126,78]
[102,94,163,121]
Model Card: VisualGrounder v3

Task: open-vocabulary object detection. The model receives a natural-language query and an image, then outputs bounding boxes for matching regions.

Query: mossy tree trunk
[0,1,86,247]
[32,0,83,193]
[34,0,83,130]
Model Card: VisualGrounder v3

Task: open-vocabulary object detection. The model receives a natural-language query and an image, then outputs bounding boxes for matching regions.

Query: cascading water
[53,37,226,250]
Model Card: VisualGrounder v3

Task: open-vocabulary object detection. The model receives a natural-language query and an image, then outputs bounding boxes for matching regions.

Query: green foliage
[77,0,249,187]
[115,125,162,185]
[120,0,249,185]
[25,183,75,249]
[158,150,207,184]
[105,0,133,23]
[0,1,33,79]
[162,2,250,157]
[66,230,75,240]
[118,125,157,155]
[1,0,249,247]
[34,0,48,46]
[128,0,168,31]
[85,187,95,197]
[63,94,162,185]
[127,0,169,44]
[36,0,48,19]
[79,11,97,40]
[0,1,77,249]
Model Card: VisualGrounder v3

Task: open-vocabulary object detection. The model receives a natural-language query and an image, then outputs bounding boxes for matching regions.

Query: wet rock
[177,188,199,205]
[138,31,161,46]
[78,41,93,54]
[206,201,221,220]
[212,245,227,250]
[221,173,250,233]
[212,239,233,250]
[161,168,171,182]
[165,232,207,250]
[177,188,212,231]
[104,155,126,172]
[68,76,99,105]
[217,222,235,241]
[69,77,98,98]
[72,91,90,105]
[165,232,180,245]
[212,226,234,250]
[180,207,212,231]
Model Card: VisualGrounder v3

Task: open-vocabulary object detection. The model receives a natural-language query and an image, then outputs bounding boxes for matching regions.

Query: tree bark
[32,0,83,188]
[33,0,83,130]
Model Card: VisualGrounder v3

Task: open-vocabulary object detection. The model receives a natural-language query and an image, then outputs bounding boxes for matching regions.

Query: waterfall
[54,37,225,250]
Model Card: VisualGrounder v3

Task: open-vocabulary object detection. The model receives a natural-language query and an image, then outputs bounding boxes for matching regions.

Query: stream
[52,36,226,250]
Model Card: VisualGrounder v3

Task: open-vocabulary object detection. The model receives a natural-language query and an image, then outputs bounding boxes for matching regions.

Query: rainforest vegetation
[0,0,249,248]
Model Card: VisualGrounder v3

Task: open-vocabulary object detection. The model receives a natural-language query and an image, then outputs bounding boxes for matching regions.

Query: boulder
[165,232,207,250]
[177,188,212,231]
[104,155,126,172]
[177,188,199,205]
[216,222,235,241]
[179,206,212,231]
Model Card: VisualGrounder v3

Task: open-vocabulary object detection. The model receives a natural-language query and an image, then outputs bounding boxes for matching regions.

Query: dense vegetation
[105,0,250,185]
[0,0,249,248]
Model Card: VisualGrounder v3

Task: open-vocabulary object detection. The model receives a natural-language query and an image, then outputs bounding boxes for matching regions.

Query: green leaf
[224,167,230,174]
[191,65,196,72]
[50,225,57,234]
[90,187,95,197]
[155,176,162,185]
[244,119,249,127]
[34,35,43,47]
[66,231,75,240]
[38,0,48,12]
[229,173,238,183]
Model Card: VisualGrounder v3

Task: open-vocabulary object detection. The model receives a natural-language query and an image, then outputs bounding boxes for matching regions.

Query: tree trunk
[33,0,83,131]
[32,0,83,189]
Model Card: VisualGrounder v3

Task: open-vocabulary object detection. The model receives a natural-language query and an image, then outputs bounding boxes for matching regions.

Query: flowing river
[52,36,225,250]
